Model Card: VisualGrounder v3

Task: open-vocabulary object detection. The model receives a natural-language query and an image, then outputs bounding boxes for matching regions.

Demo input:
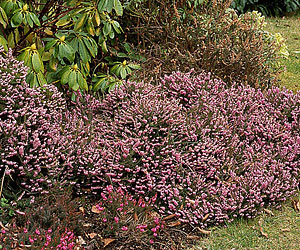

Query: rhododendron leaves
[11,12,22,27]
[77,72,88,91]
[32,52,43,73]
[102,238,116,247]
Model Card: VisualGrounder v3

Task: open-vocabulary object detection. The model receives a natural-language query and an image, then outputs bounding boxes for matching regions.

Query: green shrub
[0,0,141,95]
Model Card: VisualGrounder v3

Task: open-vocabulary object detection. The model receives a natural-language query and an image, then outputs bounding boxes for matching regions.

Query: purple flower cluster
[1,50,300,227]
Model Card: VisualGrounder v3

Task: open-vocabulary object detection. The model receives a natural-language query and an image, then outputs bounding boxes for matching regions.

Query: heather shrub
[91,71,300,228]
[0,187,81,249]
[90,185,164,247]
[1,48,300,232]
[0,49,67,196]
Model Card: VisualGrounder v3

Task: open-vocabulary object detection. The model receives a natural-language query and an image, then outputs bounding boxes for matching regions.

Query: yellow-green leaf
[32,52,42,73]
[74,13,87,31]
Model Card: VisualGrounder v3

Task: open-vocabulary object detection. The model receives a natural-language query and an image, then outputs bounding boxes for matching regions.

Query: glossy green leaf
[32,52,42,73]
[112,21,121,34]
[37,71,47,86]
[29,12,41,26]
[61,68,71,85]
[101,40,108,53]
[82,37,96,57]
[77,72,88,91]
[113,0,123,16]
[45,39,57,50]
[62,44,75,62]
[68,71,79,91]
[0,35,7,51]
[0,7,8,28]
[128,63,141,70]
[93,77,106,91]
[78,39,89,63]
[25,13,33,27]
[74,13,87,31]
[120,66,126,79]
[98,0,108,12]
[11,12,23,27]
[106,0,113,13]
[32,73,39,88]
[103,22,112,36]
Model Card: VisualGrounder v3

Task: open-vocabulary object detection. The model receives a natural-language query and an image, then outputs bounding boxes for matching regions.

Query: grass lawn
[266,15,300,92]
[188,16,300,250]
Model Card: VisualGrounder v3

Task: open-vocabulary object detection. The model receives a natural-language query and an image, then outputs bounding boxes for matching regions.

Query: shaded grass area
[190,16,300,250]
[266,16,300,91]
[189,197,300,250]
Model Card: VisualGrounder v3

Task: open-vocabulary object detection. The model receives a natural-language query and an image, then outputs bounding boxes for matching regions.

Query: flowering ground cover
[1,41,300,248]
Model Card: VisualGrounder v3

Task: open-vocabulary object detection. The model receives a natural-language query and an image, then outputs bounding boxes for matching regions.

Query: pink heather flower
[24,228,28,233]
[29,236,34,244]
[47,228,52,233]
[149,239,154,244]
[35,229,41,235]
[154,217,160,224]
[121,226,128,231]
[114,216,119,223]
[103,218,107,223]
[1,229,5,234]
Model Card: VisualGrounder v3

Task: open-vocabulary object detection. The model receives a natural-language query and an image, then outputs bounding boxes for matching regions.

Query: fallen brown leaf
[0,221,8,230]
[187,235,201,240]
[292,199,300,212]
[168,220,181,227]
[263,208,274,216]
[88,233,98,239]
[197,227,211,235]
[202,213,210,222]
[281,228,291,232]
[163,214,176,221]
[260,229,268,238]
[258,218,268,238]
[133,212,138,221]
[102,238,116,248]
[91,205,101,214]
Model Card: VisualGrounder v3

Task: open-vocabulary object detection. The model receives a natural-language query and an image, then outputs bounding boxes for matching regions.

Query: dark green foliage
[231,0,300,16]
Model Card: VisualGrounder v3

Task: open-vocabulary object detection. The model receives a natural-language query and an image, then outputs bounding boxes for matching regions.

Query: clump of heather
[93,72,300,227]
[92,185,164,246]
[0,48,68,194]
[0,187,81,249]
[1,49,300,230]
